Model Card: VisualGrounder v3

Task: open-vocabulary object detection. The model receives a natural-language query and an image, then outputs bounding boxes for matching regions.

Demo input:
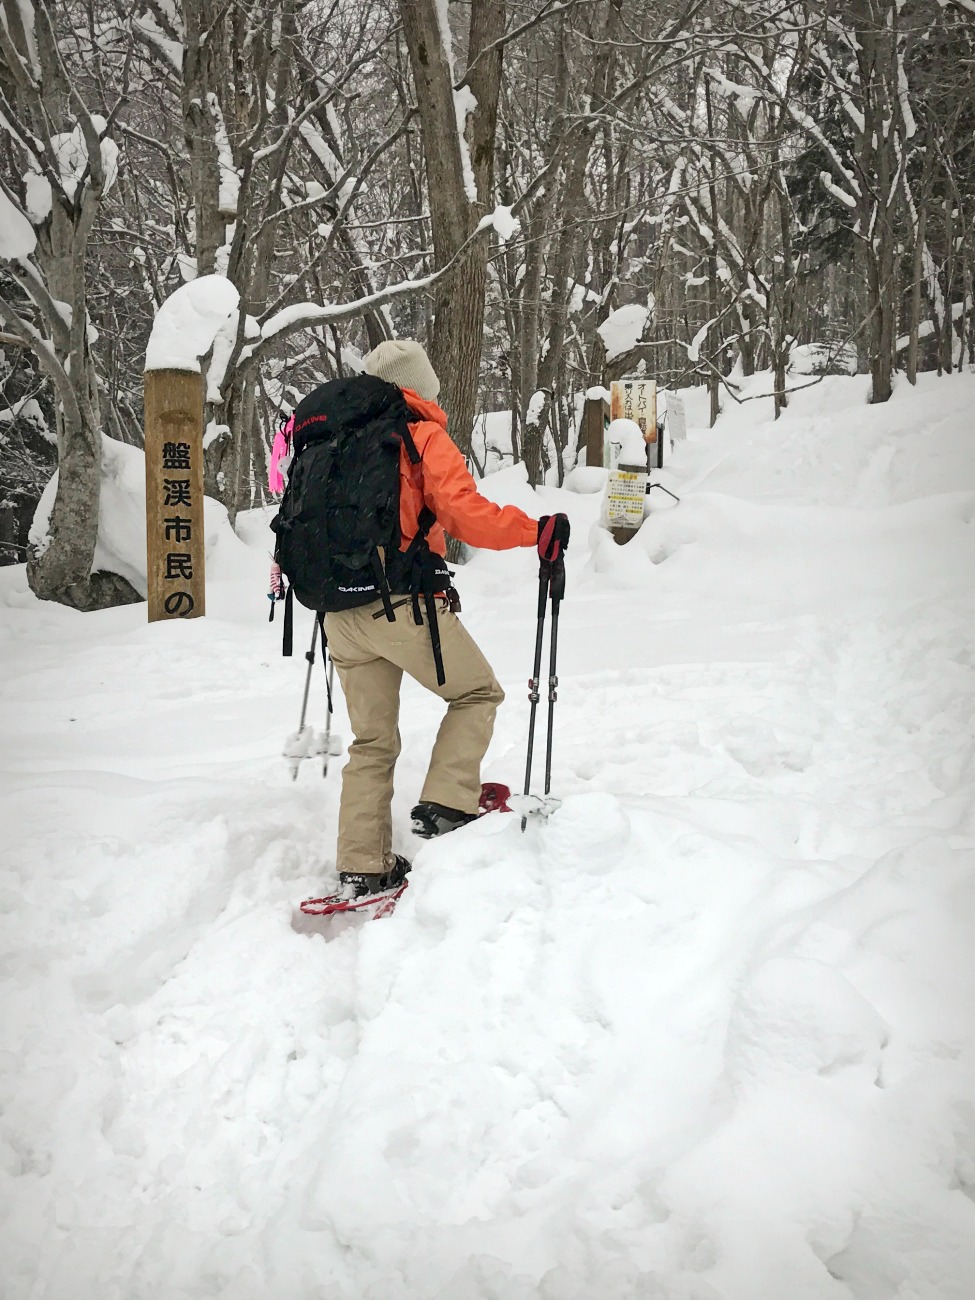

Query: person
[321,338,569,902]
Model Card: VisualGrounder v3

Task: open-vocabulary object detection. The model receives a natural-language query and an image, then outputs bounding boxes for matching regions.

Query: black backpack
[271,373,454,683]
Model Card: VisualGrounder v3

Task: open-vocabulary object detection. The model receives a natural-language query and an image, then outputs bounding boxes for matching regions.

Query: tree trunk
[906,201,927,386]
[399,0,505,459]
[14,8,141,609]
[704,78,721,426]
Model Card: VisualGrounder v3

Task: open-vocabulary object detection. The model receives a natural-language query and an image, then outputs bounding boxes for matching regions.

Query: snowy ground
[2,371,974,1300]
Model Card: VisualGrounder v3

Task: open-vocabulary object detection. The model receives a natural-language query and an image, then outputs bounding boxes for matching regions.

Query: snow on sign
[144,372,206,620]
[605,468,648,530]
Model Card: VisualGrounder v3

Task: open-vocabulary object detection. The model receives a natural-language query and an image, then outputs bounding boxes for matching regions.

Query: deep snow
[1,371,974,1300]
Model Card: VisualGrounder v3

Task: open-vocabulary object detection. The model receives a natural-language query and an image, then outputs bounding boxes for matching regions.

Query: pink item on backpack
[268,415,294,494]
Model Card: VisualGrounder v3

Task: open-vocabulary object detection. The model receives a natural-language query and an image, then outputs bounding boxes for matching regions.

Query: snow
[819,169,858,211]
[605,416,647,468]
[23,165,52,224]
[27,435,247,592]
[454,84,479,203]
[790,341,858,375]
[208,93,240,218]
[49,117,119,200]
[477,205,521,244]
[488,204,518,242]
[3,369,975,1298]
[145,276,241,373]
[0,188,36,258]
[598,303,651,361]
[687,318,711,363]
[706,68,759,118]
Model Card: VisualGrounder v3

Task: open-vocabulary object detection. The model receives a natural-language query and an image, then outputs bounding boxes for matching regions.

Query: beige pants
[324,598,505,875]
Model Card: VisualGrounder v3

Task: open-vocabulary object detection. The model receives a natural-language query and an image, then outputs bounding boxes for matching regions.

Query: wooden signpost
[144,369,206,620]
[581,392,610,468]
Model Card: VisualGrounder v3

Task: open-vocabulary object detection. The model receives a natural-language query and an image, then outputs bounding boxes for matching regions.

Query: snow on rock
[597,302,651,361]
[2,368,975,1299]
[145,276,241,373]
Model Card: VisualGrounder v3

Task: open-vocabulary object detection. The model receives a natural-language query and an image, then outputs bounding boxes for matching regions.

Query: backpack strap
[370,548,397,622]
[385,419,448,683]
[424,592,446,686]
[282,584,294,656]
[400,420,422,466]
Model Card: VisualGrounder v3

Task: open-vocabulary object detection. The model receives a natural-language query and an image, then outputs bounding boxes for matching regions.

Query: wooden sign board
[610,379,657,454]
[144,369,206,620]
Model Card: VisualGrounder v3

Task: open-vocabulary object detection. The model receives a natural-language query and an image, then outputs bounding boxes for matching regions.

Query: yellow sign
[605,469,647,530]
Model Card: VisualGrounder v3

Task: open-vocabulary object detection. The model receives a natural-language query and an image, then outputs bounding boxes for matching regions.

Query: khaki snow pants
[324,597,505,875]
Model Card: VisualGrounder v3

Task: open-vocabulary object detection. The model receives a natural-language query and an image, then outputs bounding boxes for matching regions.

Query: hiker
[275,338,569,906]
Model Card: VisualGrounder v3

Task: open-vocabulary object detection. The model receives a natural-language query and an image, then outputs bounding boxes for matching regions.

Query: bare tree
[0,0,141,607]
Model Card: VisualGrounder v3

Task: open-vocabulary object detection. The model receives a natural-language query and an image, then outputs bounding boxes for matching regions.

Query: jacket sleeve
[419,425,539,550]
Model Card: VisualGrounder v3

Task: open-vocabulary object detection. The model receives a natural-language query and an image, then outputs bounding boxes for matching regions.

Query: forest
[1,0,973,608]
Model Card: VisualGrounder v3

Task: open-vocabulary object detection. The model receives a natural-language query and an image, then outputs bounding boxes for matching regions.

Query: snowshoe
[296,856,411,922]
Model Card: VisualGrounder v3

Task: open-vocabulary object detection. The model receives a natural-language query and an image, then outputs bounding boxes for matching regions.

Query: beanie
[363,339,441,402]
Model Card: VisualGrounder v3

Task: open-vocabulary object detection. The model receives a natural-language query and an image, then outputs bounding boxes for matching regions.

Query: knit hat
[363,339,440,402]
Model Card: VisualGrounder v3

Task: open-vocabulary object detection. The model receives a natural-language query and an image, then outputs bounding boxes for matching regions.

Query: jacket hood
[403,388,447,428]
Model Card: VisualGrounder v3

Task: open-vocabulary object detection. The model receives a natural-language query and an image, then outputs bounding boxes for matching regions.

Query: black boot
[410,801,478,839]
[338,855,411,898]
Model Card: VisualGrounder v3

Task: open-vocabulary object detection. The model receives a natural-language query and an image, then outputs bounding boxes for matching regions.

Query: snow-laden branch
[254,207,518,356]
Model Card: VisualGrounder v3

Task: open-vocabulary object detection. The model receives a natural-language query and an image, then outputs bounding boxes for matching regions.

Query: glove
[537,514,570,564]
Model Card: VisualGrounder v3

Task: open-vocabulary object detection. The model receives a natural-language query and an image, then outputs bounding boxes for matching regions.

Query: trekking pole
[543,560,565,796]
[297,616,318,737]
[321,655,336,778]
[283,617,320,781]
[522,562,551,830]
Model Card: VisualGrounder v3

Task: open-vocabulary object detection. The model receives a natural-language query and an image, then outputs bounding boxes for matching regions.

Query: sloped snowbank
[1,370,973,1300]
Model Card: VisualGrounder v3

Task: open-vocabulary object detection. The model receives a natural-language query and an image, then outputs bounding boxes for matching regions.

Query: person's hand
[537,514,570,564]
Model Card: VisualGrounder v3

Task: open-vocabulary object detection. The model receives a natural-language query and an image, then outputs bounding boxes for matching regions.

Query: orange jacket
[397,389,538,555]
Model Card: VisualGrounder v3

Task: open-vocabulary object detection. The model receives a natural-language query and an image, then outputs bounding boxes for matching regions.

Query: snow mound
[2,369,975,1299]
